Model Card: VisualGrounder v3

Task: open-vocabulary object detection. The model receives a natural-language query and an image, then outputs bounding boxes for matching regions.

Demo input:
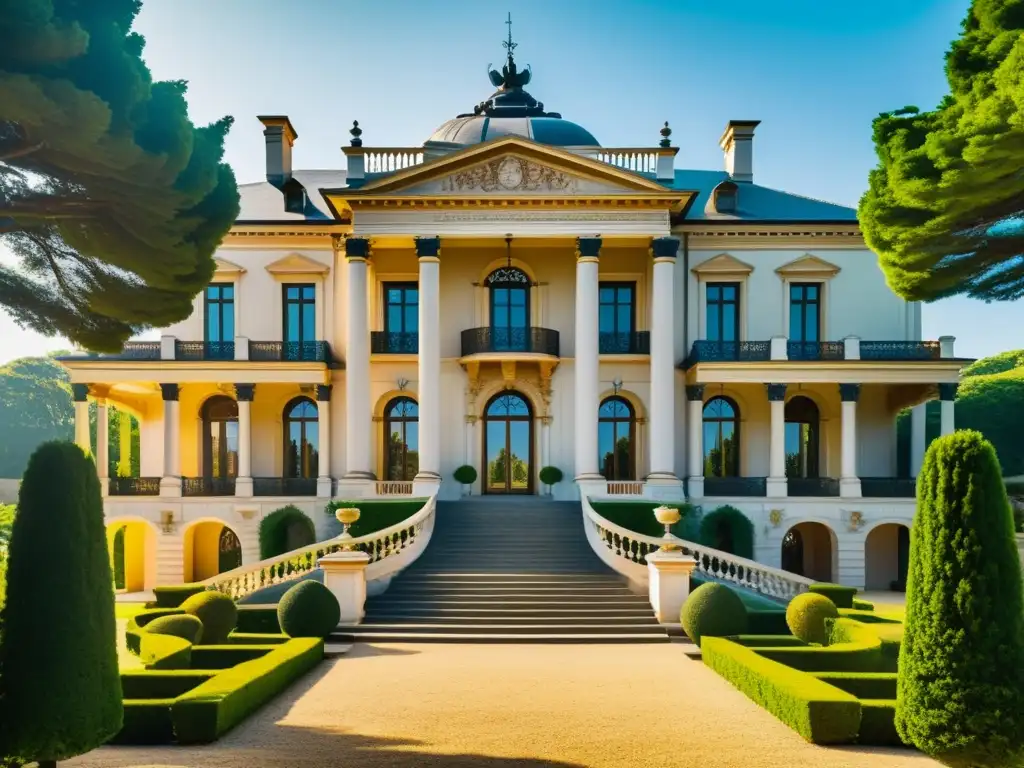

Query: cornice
[676,222,864,249]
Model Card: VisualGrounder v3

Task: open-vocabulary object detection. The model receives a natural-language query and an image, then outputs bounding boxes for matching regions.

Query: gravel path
[68,642,939,768]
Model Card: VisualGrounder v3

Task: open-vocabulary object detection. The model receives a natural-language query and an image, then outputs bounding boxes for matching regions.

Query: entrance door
[483,392,533,494]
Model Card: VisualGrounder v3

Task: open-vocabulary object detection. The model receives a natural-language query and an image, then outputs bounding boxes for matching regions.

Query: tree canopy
[0,0,239,352]
[859,1,1024,301]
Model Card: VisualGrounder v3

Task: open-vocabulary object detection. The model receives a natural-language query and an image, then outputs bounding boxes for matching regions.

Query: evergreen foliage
[699,505,754,558]
[786,593,839,645]
[0,0,240,351]
[897,430,1024,766]
[680,582,748,647]
[258,506,315,560]
[145,614,204,645]
[277,581,341,638]
[453,465,477,485]
[0,442,121,763]
[180,591,237,645]
[538,466,563,486]
[859,1,1024,301]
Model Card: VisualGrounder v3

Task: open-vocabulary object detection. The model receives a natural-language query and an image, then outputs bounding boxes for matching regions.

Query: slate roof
[235,170,346,223]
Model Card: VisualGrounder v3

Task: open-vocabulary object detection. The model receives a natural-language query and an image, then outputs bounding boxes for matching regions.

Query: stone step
[364,606,656,616]
[328,631,671,644]
[337,622,668,634]
[370,598,650,608]
[363,615,661,626]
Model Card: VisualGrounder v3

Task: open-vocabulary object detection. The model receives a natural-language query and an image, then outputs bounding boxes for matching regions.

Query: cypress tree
[897,430,1024,767]
[0,442,122,765]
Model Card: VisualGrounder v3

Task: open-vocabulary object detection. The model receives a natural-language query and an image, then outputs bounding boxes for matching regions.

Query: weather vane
[503,12,517,59]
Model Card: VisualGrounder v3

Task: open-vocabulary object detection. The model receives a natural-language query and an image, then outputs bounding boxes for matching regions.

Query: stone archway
[106,519,157,593]
[865,523,910,591]
[781,521,836,582]
[183,520,242,582]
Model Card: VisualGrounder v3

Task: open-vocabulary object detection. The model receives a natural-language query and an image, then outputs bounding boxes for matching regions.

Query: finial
[349,120,363,147]
[503,12,517,61]
[659,121,672,148]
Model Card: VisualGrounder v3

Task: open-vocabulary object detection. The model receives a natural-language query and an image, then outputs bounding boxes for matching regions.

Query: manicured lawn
[116,601,148,620]
[589,500,699,539]
[324,499,428,538]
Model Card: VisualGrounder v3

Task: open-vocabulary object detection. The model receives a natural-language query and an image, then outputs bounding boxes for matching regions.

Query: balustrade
[703,476,767,497]
[174,341,235,361]
[119,342,161,360]
[252,477,318,497]
[249,340,332,363]
[375,481,414,496]
[596,149,658,173]
[363,149,424,173]
[182,477,236,497]
[787,477,840,497]
[598,331,650,355]
[860,477,917,498]
[859,341,940,361]
[108,477,161,496]
[460,327,559,357]
[606,481,645,496]
[787,340,845,361]
[370,331,418,354]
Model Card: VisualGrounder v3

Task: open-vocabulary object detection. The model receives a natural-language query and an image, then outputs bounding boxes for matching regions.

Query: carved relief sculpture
[441,156,577,193]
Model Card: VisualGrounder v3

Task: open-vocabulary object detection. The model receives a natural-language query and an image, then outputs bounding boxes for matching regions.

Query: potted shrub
[453,465,477,496]
[539,466,563,496]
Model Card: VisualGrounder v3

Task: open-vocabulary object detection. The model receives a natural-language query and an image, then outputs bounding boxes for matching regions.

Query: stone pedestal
[646,548,698,625]
[319,550,370,625]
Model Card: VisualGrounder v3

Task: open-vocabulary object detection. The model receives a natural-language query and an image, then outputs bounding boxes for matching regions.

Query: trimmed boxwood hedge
[236,605,281,634]
[589,500,700,540]
[139,633,192,670]
[181,591,238,645]
[680,582,748,646]
[146,614,204,644]
[277,580,340,638]
[109,700,176,745]
[189,645,275,670]
[811,672,897,700]
[152,584,207,608]
[258,505,316,560]
[808,583,857,609]
[699,505,754,558]
[121,671,217,699]
[126,608,184,653]
[786,593,839,645]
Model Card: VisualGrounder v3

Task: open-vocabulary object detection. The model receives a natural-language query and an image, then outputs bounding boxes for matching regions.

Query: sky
[3,0,1020,363]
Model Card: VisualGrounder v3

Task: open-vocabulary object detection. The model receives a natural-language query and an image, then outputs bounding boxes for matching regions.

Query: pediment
[775,254,841,278]
[265,252,330,275]
[692,253,754,276]
[213,257,246,276]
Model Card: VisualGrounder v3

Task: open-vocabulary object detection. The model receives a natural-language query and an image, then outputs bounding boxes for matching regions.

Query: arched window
[218,526,242,573]
[483,391,533,494]
[781,528,804,575]
[486,267,530,351]
[384,397,419,481]
[201,395,239,479]
[598,396,635,480]
[703,396,739,477]
[284,397,318,479]
[785,396,820,479]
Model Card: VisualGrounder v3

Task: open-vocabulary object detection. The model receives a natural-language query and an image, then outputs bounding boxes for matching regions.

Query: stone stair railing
[201,496,437,600]
[581,496,814,602]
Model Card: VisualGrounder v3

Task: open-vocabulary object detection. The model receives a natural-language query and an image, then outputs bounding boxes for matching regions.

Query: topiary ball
[145,614,204,644]
[786,592,839,645]
[180,591,238,644]
[277,580,341,638]
[680,582,748,647]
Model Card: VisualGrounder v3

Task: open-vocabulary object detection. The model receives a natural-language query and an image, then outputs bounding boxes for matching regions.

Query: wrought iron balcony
[174,340,235,361]
[685,340,770,366]
[108,477,162,496]
[787,477,840,497]
[859,341,940,361]
[370,331,419,354]
[461,327,560,357]
[599,331,650,355]
[787,341,845,361]
[861,477,917,498]
[703,476,767,497]
[249,340,333,363]
[182,477,236,497]
[253,477,318,497]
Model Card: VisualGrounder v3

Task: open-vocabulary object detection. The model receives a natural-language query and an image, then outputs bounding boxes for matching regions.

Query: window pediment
[775,254,840,279]
[213,257,246,277]
[265,252,330,276]
[692,253,754,277]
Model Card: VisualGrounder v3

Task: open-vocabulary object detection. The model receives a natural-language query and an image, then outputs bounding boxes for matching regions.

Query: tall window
[487,267,530,351]
[283,284,316,343]
[201,396,239,479]
[205,284,234,343]
[789,283,821,342]
[284,397,318,479]
[785,396,820,479]
[598,283,635,353]
[598,397,635,480]
[383,397,419,481]
[706,283,739,342]
[384,283,419,335]
[703,396,739,477]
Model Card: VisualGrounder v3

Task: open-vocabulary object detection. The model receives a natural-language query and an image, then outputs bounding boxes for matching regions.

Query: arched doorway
[703,396,740,477]
[184,521,242,581]
[781,522,835,582]
[202,395,239,482]
[483,391,533,494]
[865,523,910,591]
[383,396,419,481]
[106,520,154,593]
[487,267,531,351]
[283,397,319,479]
[785,396,820,478]
[599,396,635,480]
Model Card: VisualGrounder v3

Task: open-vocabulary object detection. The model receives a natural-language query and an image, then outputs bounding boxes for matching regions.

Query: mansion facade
[60,45,965,591]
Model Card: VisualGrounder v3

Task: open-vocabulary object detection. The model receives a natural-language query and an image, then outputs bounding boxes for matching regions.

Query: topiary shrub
[807,583,857,609]
[897,430,1024,766]
[181,591,238,645]
[0,442,122,764]
[539,466,563,487]
[786,592,838,645]
[698,505,754,558]
[453,465,477,486]
[277,580,341,638]
[146,614,204,644]
[152,584,207,608]
[258,505,316,560]
[680,582,748,647]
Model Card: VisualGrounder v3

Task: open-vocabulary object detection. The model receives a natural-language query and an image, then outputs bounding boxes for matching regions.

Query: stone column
[574,236,602,481]
[95,395,109,495]
[159,383,182,497]
[766,383,787,497]
[541,416,552,495]
[235,384,255,498]
[72,383,91,454]
[649,237,682,495]
[344,237,373,479]
[686,384,705,498]
[939,383,957,437]
[910,403,927,477]
[414,237,442,491]
[839,383,861,498]
[317,384,333,497]
[118,410,132,477]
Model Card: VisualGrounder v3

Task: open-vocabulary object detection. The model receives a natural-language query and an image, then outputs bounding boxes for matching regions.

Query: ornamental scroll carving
[440,157,577,193]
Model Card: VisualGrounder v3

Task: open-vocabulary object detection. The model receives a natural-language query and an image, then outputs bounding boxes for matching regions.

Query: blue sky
[2,0,1019,362]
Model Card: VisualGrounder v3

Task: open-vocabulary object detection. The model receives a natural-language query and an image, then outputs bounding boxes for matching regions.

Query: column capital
[235,383,256,402]
[650,236,680,260]
[414,236,441,259]
[344,236,371,260]
[317,384,333,402]
[71,383,90,402]
[766,383,787,402]
[575,236,602,261]
[938,382,958,401]
[160,383,180,402]
[685,384,705,402]
[839,383,861,402]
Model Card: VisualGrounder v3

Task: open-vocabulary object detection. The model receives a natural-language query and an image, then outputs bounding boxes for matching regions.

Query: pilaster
[574,236,602,480]
[414,236,442,487]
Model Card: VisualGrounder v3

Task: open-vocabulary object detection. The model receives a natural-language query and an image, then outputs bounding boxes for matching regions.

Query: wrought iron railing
[108,477,162,496]
[599,331,650,355]
[173,340,235,361]
[787,341,845,361]
[861,477,917,498]
[859,341,941,361]
[370,331,419,354]
[182,477,236,497]
[252,477,318,496]
[460,327,560,357]
[249,340,332,362]
[787,477,840,497]
[703,476,767,497]
[685,340,771,366]
[118,342,161,360]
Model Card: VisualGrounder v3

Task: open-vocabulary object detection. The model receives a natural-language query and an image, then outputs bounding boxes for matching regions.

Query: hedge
[702,637,862,744]
[786,593,838,645]
[807,583,857,609]
[752,638,882,673]
[121,671,217,700]
[858,700,902,746]
[152,584,207,608]
[236,605,281,634]
[811,672,897,700]
[278,580,340,638]
[139,633,192,670]
[181,591,238,645]
[173,638,324,744]
[699,505,754,559]
[109,700,176,745]
[851,598,875,611]
[324,498,427,538]
[126,608,184,654]
[189,645,274,670]
[145,614,204,644]
[226,633,290,645]
[589,500,700,540]
[258,505,316,560]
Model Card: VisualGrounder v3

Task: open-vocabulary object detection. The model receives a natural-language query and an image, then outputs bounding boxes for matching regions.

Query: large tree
[859,1,1024,301]
[0,0,239,352]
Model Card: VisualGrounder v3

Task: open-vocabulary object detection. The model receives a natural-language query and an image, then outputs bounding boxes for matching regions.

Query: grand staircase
[330,499,673,644]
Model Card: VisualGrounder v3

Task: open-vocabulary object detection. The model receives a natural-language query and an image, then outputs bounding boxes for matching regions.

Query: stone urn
[653,505,682,551]
[335,507,361,549]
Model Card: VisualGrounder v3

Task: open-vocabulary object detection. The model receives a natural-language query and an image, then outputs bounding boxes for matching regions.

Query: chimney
[719,120,760,183]
[256,115,298,186]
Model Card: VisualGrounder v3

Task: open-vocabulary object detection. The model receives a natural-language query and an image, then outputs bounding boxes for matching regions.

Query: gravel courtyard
[67,642,938,768]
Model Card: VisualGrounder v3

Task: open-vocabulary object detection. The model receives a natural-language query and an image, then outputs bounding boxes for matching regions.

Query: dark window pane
[405,306,418,332]
[707,286,720,301]
[723,285,736,301]
[617,305,632,332]
[707,304,720,341]
[789,303,802,340]
[599,305,613,333]
[723,307,736,342]
[302,304,315,340]
[600,287,614,302]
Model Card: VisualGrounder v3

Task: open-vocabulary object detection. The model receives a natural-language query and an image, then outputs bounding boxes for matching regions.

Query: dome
[428,116,599,147]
